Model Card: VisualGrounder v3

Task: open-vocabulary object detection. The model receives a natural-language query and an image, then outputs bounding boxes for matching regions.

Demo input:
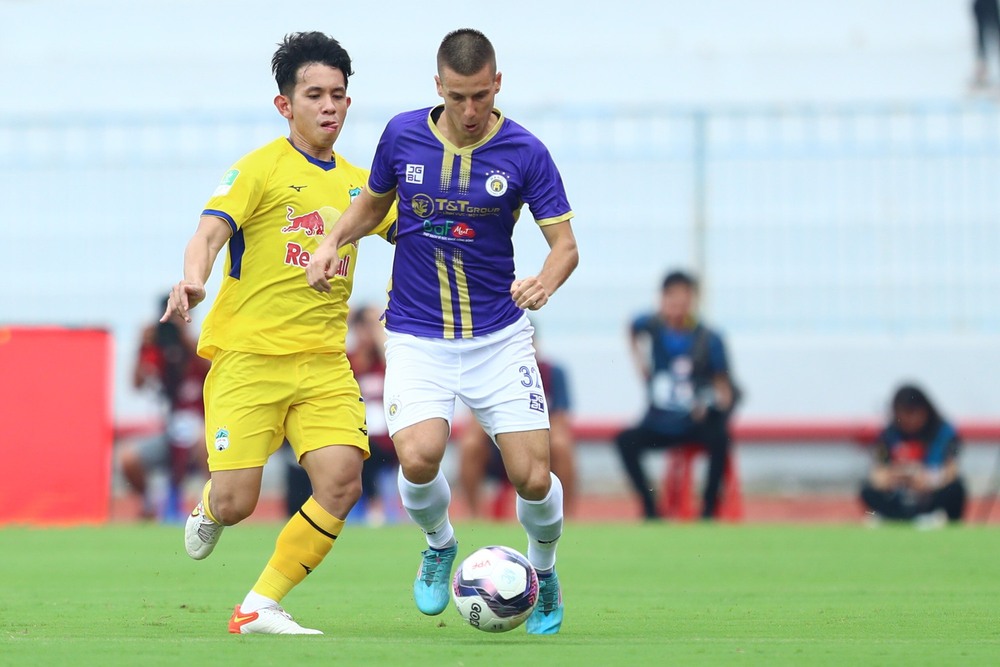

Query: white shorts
[383,315,550,439]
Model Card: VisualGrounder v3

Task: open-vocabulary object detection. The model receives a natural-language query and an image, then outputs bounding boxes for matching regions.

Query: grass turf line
[1,522,999,666]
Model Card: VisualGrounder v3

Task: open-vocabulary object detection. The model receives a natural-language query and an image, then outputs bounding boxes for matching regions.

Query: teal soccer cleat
[526,570,563,634]
[413,544,458,615]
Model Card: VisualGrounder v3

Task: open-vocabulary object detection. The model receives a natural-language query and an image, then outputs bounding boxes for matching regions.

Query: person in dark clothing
[121,294,209,520]
[615,270,738,521]
[972,0,1000,87]
[860,384,967,525]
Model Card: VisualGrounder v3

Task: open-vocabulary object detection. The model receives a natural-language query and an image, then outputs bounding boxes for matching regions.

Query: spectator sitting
[614,270,738,521]
[119,294,209,520]
[860,384,967,526]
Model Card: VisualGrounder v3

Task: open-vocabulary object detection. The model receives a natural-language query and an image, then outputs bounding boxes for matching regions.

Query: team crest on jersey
[485,171,508,197]
[349,187,362,202]
[411,193,434,219]
[212,169,240,197]
[214,428,230,452]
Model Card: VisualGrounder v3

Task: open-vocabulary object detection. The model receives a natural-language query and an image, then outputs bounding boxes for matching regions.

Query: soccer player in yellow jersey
[161,32,395,635]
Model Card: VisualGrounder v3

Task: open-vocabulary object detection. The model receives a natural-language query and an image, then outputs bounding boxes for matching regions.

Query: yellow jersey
[197,137,395,360]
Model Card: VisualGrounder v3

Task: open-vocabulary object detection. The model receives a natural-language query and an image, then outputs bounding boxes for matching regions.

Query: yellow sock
[201,480,220,524]
[251,496,345,603]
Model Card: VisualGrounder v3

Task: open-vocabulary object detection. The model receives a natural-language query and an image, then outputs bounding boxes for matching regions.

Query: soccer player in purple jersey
[307,29,577,634]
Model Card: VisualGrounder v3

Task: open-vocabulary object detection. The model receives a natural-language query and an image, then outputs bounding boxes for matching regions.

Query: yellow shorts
[203,349,369,472]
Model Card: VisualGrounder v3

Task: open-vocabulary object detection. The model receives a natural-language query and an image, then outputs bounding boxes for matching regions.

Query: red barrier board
[0,327,113,524]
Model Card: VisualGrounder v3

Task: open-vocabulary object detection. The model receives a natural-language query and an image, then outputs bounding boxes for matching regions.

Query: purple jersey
[368,106,573,339]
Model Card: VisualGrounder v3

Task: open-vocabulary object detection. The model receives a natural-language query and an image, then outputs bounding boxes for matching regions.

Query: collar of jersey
[659,315,699,332]
[426,105,505,153]
[286,137,338,171]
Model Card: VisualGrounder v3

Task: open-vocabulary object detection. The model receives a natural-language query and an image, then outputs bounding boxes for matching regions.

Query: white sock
[398,468,456,550]
[240,590,277,613]
[516,472,564,572]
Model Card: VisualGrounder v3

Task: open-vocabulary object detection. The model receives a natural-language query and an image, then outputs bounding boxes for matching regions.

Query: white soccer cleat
[184,501,224,560]
[228,605,323,635]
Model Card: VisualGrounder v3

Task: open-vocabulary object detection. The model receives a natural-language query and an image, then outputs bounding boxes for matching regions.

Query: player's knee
[313,477,363,517]
[511,466,552,501]
[210,493,255,525]
[397,449,441,484]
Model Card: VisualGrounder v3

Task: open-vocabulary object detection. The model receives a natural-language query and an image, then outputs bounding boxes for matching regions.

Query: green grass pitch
[2,521,999,666]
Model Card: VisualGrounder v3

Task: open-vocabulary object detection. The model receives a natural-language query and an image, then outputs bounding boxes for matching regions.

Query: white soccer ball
[452,545,539,632]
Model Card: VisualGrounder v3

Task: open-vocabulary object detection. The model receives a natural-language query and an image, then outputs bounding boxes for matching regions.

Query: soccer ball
[452,545,539,632]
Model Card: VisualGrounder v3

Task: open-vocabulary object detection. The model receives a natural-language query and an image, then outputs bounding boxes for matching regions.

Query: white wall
[2,0,980,111]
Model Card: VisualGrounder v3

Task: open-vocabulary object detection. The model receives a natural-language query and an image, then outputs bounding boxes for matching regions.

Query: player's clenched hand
[161,281,206,324]
[510,277,549,311]
[306,242,339,293]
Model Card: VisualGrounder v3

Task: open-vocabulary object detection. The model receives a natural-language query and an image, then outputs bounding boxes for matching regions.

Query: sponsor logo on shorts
[529,392,546,413]
[214,428,230,451]
[387,397,401,421]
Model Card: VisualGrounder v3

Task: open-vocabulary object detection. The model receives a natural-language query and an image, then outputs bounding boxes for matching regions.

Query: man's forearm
[332,190,393,247]
[183,235,217,286]
[537,237,579,295]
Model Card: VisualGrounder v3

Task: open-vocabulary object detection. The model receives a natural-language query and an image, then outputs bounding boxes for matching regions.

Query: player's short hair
[662,270,698,292]
[437,28,496,76]
[271,32,354,96]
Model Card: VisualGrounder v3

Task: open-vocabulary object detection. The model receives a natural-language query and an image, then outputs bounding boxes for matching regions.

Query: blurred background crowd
[3,0,1000,526]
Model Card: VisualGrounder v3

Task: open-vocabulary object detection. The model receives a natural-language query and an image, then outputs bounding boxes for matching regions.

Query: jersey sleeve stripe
[534,212,574,227]
[228,227,246,280]
[203,208,238,234]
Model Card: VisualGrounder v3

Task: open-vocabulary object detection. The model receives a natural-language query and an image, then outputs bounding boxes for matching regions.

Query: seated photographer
[860,384,967,525]
[614,270,738,521]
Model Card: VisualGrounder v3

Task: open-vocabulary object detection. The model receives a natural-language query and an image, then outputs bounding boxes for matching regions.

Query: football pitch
[2,521,998,666]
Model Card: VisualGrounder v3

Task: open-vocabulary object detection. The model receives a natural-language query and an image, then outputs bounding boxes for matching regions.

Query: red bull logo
[281,206,325,236]
[285,242,351,277]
